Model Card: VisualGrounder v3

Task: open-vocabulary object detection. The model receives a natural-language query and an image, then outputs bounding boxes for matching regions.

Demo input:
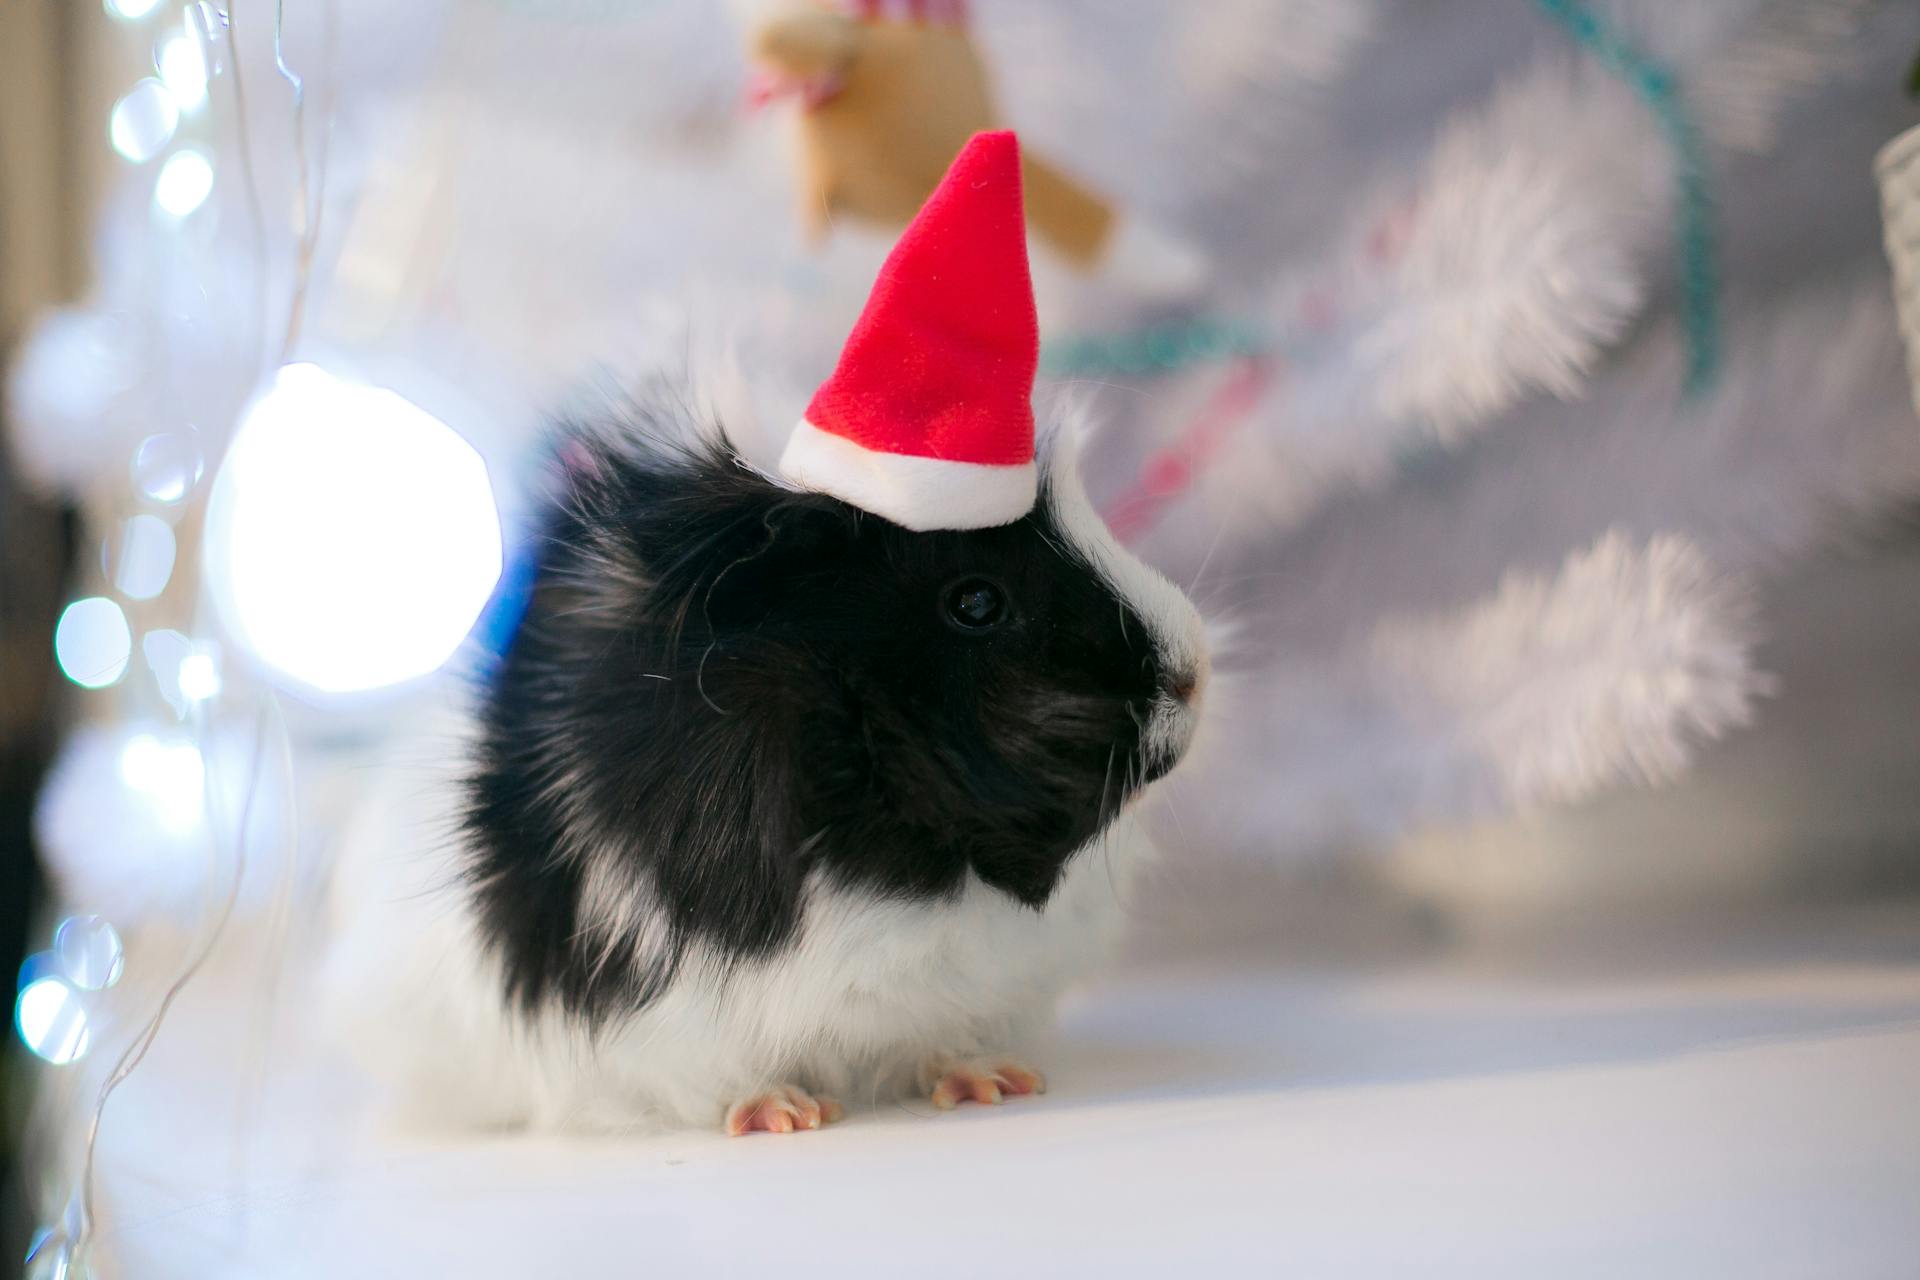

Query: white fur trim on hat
[779,418,1037,532]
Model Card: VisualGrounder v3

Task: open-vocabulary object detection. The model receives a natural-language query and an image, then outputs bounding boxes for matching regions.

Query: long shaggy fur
[322,396,1206,1132]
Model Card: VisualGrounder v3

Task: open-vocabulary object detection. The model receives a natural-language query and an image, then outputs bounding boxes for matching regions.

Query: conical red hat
[779,131,1038,531]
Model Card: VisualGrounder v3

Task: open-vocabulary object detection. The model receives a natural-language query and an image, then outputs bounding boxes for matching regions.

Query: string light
[131,428,206,503]
[117,734,207,834]
[156,30,210,112]
[108,79,178,163]
[54,917,126,992]
[12,913,124,1077]
[104,0,163,21]
[53,598,132,690]
[14,917,125,1068]
[17,952,58,992]
[25,5,303,1276]
[177,651,223,702]
[104,513,177,601]
[141,630,223,715]
[15,977,91,1066]
[154,147,215,218]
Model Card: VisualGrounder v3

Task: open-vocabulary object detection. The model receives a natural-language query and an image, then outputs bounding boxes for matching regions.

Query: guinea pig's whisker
[1098,816,1122,904]
[1185,501,1236,598]
[1031,521,1071,565]
[1098,745,1119,826]
[1158,787,1198,863]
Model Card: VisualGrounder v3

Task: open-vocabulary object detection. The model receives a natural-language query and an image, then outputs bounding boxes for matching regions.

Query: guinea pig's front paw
[923,1057,1047,1111]
[724,1085,844,1136]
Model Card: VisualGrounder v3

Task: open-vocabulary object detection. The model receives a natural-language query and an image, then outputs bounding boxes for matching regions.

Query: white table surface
[72,896,1920,1279]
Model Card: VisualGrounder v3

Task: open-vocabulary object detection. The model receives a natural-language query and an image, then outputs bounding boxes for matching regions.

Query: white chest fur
[324,779,1152,1133]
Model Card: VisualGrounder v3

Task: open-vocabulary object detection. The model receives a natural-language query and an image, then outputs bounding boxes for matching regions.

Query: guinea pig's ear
[757,499,858,569]
[700,498,856,629]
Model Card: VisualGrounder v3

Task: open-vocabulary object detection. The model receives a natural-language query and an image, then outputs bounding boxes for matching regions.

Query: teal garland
[1534,0,1723,396]
[1042,3,1722,396]
[1039,316,1268,379]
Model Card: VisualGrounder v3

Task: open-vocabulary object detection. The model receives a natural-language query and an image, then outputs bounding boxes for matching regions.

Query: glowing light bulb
[154,148,214,218]
[109,79,178,162]
[54,598,131,689]
[205,364,504,695]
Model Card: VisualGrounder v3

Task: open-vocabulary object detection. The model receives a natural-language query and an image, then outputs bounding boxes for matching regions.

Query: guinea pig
[320,400,1206,1135]
[320,130,1207,1135]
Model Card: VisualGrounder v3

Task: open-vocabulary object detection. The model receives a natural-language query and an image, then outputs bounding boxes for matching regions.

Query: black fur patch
[462,402,1174,1021]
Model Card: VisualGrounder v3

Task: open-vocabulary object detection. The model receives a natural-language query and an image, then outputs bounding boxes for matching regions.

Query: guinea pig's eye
[942,577,1008,632]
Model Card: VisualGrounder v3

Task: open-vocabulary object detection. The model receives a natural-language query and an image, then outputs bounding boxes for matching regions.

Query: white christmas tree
[12,0,1920,915]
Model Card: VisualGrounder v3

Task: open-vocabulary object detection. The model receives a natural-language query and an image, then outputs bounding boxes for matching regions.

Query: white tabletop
[76,897,1920,1279]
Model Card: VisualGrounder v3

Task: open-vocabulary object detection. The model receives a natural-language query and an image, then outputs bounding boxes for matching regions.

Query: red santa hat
[779,130,1039,531]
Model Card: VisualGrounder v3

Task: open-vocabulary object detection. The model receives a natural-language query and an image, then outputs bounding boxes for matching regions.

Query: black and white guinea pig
[323,395,1206,1135]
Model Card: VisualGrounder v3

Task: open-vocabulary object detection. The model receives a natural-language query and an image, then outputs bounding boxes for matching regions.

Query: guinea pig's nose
[1167,669,1199,704]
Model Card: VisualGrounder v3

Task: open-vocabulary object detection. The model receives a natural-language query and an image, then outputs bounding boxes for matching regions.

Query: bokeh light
[5,312,144,485]
[34,721,291,923]
[177,651,222,702]
[17,951,58,993]
[54,916,125,991]
[132,428,206,503]
[117,733,206,834]
[143,629,225,716]
[105,513,178,601]
[109,79,178,163]
[141,628,191,714]
[15,977,90,1066]
[154,148,215,218]
[54,598,132,689]
[204,364,504,695]
[156,31,209,112]
[104,0,163,19]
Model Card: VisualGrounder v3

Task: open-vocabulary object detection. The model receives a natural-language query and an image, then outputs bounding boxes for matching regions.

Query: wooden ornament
[750,5,1116,267]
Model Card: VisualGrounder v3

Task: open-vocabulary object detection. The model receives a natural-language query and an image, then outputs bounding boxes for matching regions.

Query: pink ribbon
[1101,360,1277,545]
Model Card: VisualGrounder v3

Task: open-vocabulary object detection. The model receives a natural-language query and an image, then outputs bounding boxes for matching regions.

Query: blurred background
[3,0,1920,1275]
